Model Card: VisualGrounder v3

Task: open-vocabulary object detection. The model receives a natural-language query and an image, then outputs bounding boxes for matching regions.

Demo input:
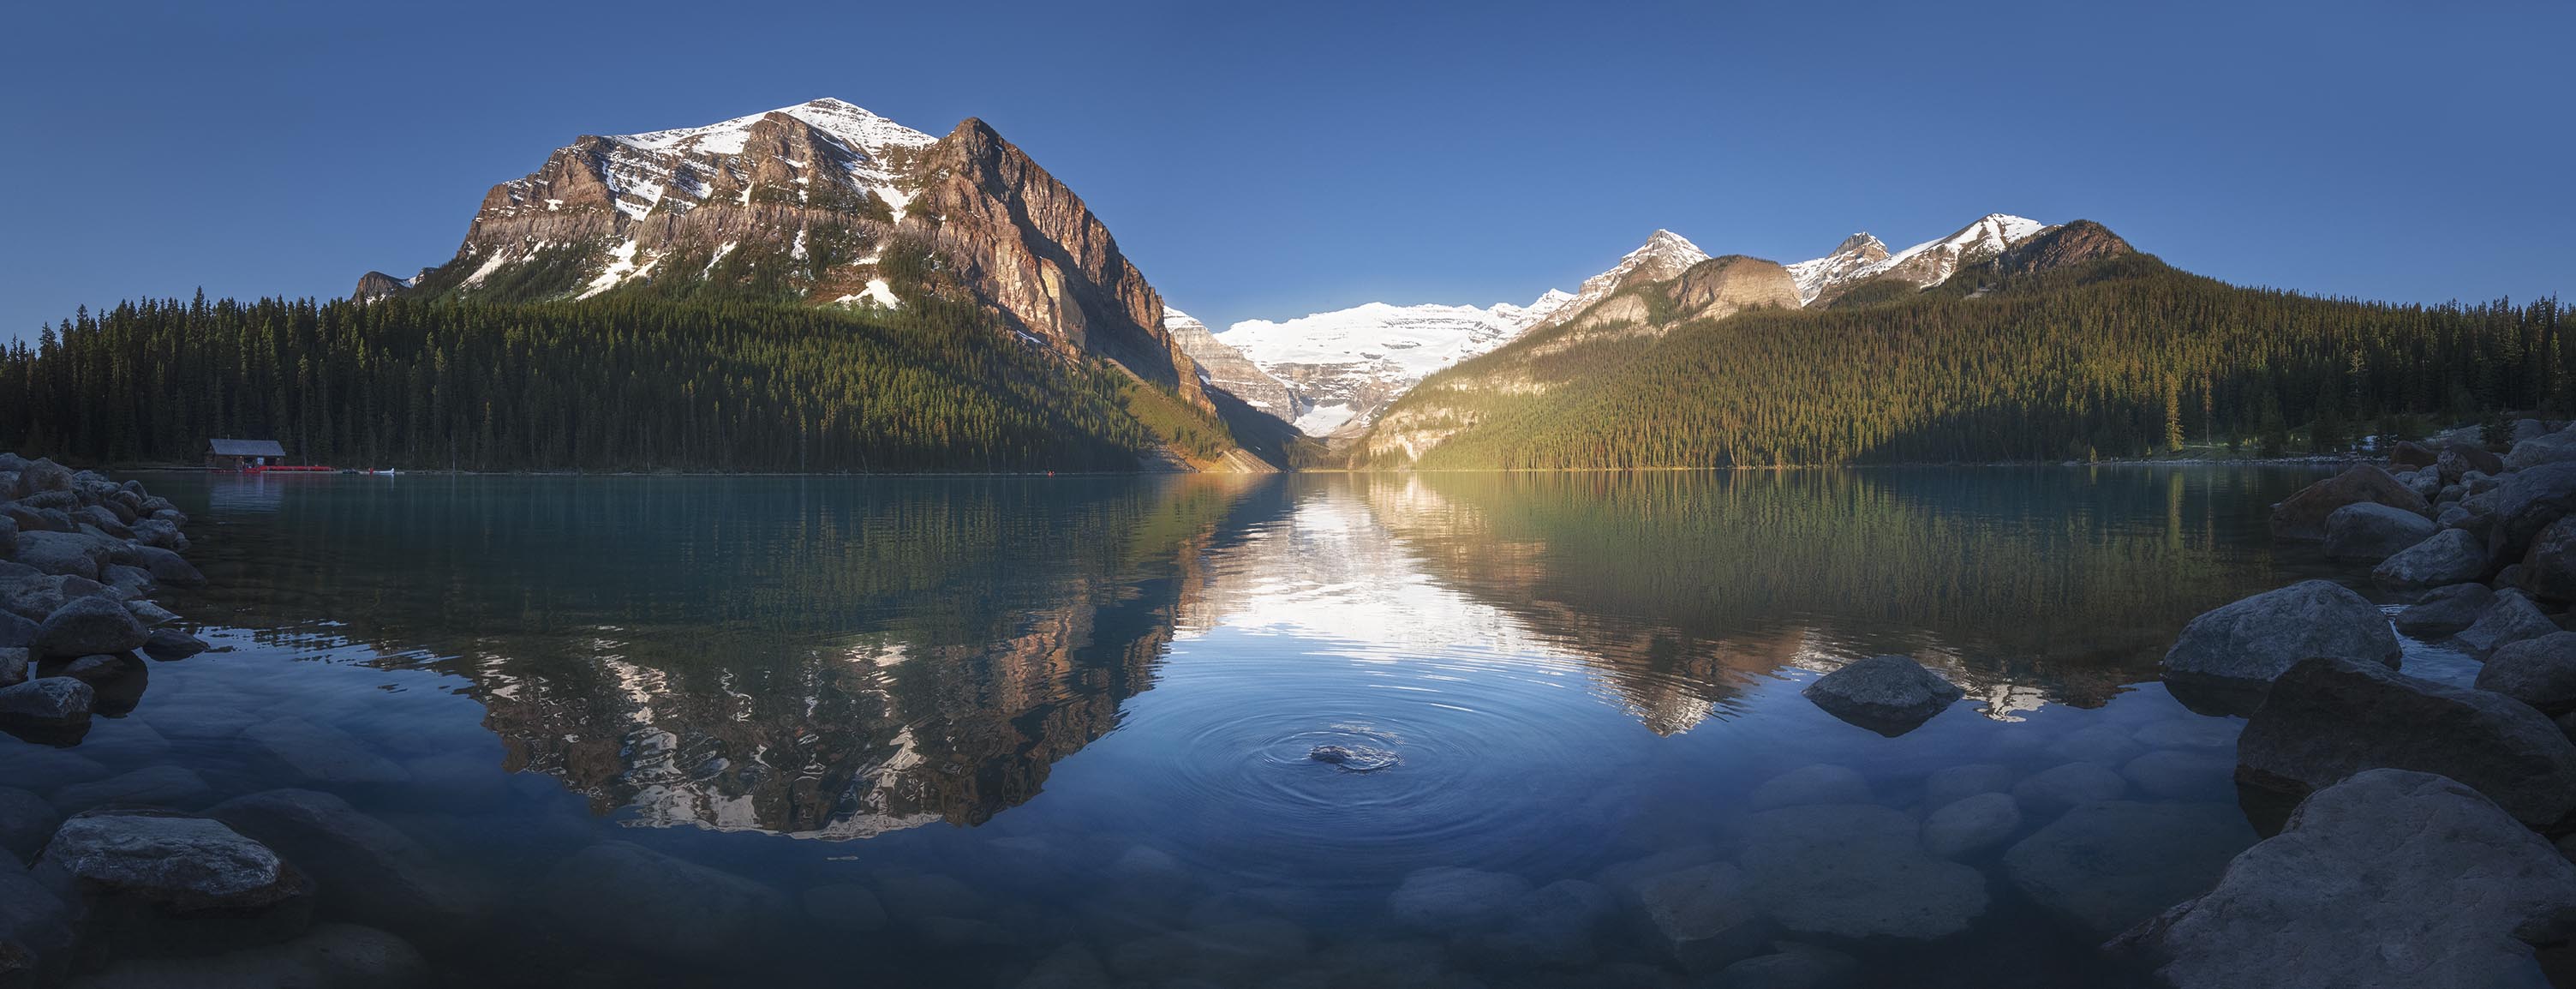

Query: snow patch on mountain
[1786,214,2047,304]
[613,98,935,159]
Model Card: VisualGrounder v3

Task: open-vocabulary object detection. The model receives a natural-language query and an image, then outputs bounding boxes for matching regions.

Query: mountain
[361,98,1263,471]
[1165,308,1295,419]
[1785,213,2047,307]
[1349,217,2561,470]
[1215,293,1575,435]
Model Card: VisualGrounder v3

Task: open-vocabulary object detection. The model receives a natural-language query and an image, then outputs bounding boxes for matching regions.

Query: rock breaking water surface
[3,467,2454,987]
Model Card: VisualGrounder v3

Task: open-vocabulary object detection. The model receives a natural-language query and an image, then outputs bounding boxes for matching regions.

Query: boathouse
[206,438,289,470]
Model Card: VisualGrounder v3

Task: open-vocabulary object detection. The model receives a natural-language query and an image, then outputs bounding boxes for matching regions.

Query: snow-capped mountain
[1785,213,2047,306]
[1540,230,1711,331]
[1165,308,1297,417]
[362,98,1246,461]
[1217,292,1575,435]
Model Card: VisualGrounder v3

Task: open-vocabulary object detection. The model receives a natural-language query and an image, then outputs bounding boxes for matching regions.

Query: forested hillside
[1359,253,2566,468]
[0,290,1240,472]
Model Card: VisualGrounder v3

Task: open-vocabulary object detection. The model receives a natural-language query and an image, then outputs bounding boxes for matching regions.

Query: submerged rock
[2113,769,2576,988]
[1628,861,1771,972]
[207,788,481,930]
[0,677,92,738]
[1799,656,1963,736]
[1747,764,1868,811]
[1919,763,2016,810]
[541,841,790,963]
[1709,941,1862,989]
[2236,657,2576,830]
[1386,866,1528,932]
[1921,792,2021,860]
[1738,804,1987,940]
[2011,761,2127,820]
[2003,801,2253,938]
[240,717,410,787]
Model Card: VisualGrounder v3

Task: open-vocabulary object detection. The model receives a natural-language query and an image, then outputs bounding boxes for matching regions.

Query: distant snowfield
[1216,293,1573,435]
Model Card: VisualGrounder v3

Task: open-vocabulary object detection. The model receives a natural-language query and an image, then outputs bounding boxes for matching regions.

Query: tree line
[0,289,1189,472]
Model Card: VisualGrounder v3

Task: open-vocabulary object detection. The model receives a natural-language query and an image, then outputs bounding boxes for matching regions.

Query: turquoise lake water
[8,466,2444,987]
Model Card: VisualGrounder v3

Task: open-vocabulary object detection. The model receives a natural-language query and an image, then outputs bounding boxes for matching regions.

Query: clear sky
[3,0,2568,342]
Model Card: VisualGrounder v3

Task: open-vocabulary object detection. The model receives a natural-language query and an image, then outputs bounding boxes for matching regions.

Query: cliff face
[905,118,1206,406]
[1996,219,2135,275]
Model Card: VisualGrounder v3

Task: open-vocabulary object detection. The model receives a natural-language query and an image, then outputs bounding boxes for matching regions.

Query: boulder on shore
[2474,632,2576,716]
[2269,466,2430,542]
[1799,656,1963,737]
[2391,583,2495,638]
[2453,591,2559,656]
[2522,514,2576,602]
[28,596,146,660]
[2371,528,2490,588]
[2483,461,2576,563]
[2235,657,2576,830]
[2159,580,2400,714]
[2322,502,2438,562]
[2110,769,2576,989]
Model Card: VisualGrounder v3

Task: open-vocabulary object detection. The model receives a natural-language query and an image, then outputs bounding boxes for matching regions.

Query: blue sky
[3,0,2568,341]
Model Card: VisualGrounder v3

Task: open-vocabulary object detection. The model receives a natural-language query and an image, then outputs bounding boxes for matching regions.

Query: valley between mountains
[5,98,2564,473]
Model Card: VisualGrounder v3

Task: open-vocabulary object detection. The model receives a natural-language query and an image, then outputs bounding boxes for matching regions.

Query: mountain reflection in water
[163,467,2327,842]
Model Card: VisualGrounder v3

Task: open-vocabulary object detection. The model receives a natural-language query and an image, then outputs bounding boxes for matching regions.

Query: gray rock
[33,809,313,961]
[206,789,479,930]
[2507,430,2576,472]
[1708,942,1863,989]
[123,600,178,629]
[0,614,32,650]
[1922,792,2021,859]
[2159,580,2400,703]
[2487,461,2576,562]
[2237,657,2576,830]
[0,647,24,686]
[2523,514,2576,602]
[0,788,57,866]
[2113,770,2576,988]
[2323,502,2437,561]
[540,841,789,963]
[15,460,70,494]
[8,531,109,581]
[2270,466,2429,541]
[1799,656,1963,736]
[799,882,887,932]
[98,565,152,601]
[49,765,212,814]
[2120,748,2239,801]
[1627,862,1771,972]
[0,677,91,731]
[1748,764,1868,811]
[1738,804,1987,940]
[1463,878,1613,968]
[2516,419,2552,443]
[240,717,410,786]
[2437,503,2472,529]
[139,627,206,660]
[29,596,145,660]
[2454,590,2558,656]
[2476,632,2576,716]
[1386,866,1528,932]
[2373,528,2490,588]
[129,546,203,588]
[2392,582,2496,637]
[2011,762,2128,820]
[2004,801,2255,938]
[1919,763,2016,810]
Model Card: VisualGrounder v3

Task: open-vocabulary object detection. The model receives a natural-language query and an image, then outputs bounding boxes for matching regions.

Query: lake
[7,466,2454,987]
